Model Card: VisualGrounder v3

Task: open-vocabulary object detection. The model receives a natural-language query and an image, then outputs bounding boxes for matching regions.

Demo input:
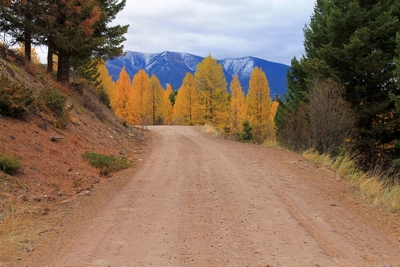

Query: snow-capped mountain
[106,51,290,98]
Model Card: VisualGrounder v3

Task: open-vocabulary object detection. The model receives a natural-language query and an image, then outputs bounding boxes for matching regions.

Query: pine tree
[173,73,200,125]
[164,84,174,125]
[301,0,400,167]
[246,67,274,144]
[194,54,229,127]
[229,74,247,138]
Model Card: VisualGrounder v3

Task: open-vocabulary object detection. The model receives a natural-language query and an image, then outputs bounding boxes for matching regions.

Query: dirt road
[45,126,399,266]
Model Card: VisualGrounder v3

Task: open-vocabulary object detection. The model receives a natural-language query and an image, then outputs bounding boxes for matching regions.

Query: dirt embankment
[17,126,400,267]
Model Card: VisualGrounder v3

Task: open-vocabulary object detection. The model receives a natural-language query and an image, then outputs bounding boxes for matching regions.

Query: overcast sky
[112,0,316,66]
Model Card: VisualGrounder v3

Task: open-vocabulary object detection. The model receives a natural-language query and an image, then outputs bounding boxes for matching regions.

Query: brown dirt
[11,126,400,267]
[0,83,148,265]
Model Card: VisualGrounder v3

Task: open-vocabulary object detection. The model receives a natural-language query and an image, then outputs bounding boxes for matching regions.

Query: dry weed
[0,199,49,262]
[202,123,222,138]
[303,150,400,212]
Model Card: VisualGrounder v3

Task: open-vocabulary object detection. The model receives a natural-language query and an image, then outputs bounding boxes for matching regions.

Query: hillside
[106,51,290,98]
[0,47,148,263]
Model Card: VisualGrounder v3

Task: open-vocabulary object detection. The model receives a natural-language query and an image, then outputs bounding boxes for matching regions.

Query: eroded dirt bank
[26,126,400,266]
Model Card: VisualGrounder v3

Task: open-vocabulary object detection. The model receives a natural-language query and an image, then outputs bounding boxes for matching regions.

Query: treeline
[276,0,400,177]
[0,0,128,84]
[98,55,277,144]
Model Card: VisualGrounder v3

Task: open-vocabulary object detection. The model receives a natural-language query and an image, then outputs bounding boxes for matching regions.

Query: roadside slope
[36,126,400,266]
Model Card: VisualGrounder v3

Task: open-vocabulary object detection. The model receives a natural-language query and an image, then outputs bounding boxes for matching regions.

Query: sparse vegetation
[0,75,36,118]
[0,153,22,175]
[303,150,400,212]
[81,151,134,176]
[0,200,48,262]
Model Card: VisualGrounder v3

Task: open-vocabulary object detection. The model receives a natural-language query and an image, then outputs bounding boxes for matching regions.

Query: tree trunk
[57,50,70,85]
[47,39,54,73]
[24,36,31,61]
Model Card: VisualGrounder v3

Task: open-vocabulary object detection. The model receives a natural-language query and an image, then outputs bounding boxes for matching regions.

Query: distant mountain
[106,51,290,98]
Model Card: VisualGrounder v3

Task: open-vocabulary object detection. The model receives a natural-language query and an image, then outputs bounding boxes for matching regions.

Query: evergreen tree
[280,0,400,168]
[194,54,229,128]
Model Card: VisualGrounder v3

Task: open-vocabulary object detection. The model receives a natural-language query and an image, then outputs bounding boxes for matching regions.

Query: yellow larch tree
[173,73,201,125]
[112,67,131,119]
[194,54,229,128]
[146,74,166,125]
[246,67,274,144]
[127,69,150,125]
[97,61,116,105]
[164,84,174,125]
[15,43,41,64]
[229,74,247,138]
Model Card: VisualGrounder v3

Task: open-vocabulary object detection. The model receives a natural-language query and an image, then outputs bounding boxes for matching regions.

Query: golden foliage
[246,67,275,144]
[194,54,229,128]
[164,84,174,125]
[229,74,247,137]
[173,73,201,125]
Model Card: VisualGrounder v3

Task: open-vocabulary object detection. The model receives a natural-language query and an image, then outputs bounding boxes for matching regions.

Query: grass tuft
[0,153,22,175]
[81,151,134,176]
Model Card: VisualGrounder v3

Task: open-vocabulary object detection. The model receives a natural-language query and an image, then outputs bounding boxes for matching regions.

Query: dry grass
[302,149,333,167]
[201,123,223,138]
[0,198,50,262]
[302,150,400,212]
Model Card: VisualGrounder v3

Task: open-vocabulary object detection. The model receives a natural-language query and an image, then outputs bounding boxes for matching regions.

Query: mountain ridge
[106,51,290,98]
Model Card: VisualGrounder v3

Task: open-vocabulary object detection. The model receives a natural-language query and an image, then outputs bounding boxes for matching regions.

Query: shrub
[238,120,253,143]
[38,87,67,117]
[81,151,134,176]
[0,153,22,175]
[0,75,36,118]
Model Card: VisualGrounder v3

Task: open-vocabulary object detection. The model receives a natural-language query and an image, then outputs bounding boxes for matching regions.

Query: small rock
[27,248,34,253]
[79,190,91,196]
[33,196,42,202]
[9,135,15,140]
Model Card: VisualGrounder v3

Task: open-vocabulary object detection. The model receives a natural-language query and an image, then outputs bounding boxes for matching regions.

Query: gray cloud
[113,0,315,65]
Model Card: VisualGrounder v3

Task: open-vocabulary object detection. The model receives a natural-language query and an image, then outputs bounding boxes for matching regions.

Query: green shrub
[0,153,22,175]
[239,120,253,143]
[81,151,134,176]
[38,87,67,117]
[0,75,36,118]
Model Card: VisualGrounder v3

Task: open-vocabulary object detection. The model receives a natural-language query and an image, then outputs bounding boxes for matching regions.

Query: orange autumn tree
[97,61,116,105]
[194,54,229,128]
[146,74,166,125]
[112,67,131,119]
[173,73,201,125]
[126,69,150,125]
[229,74,247,138]
[246,67,274,144]
[164,84,174,125]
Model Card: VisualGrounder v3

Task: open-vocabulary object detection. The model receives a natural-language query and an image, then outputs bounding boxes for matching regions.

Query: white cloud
[113,0,316,65]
